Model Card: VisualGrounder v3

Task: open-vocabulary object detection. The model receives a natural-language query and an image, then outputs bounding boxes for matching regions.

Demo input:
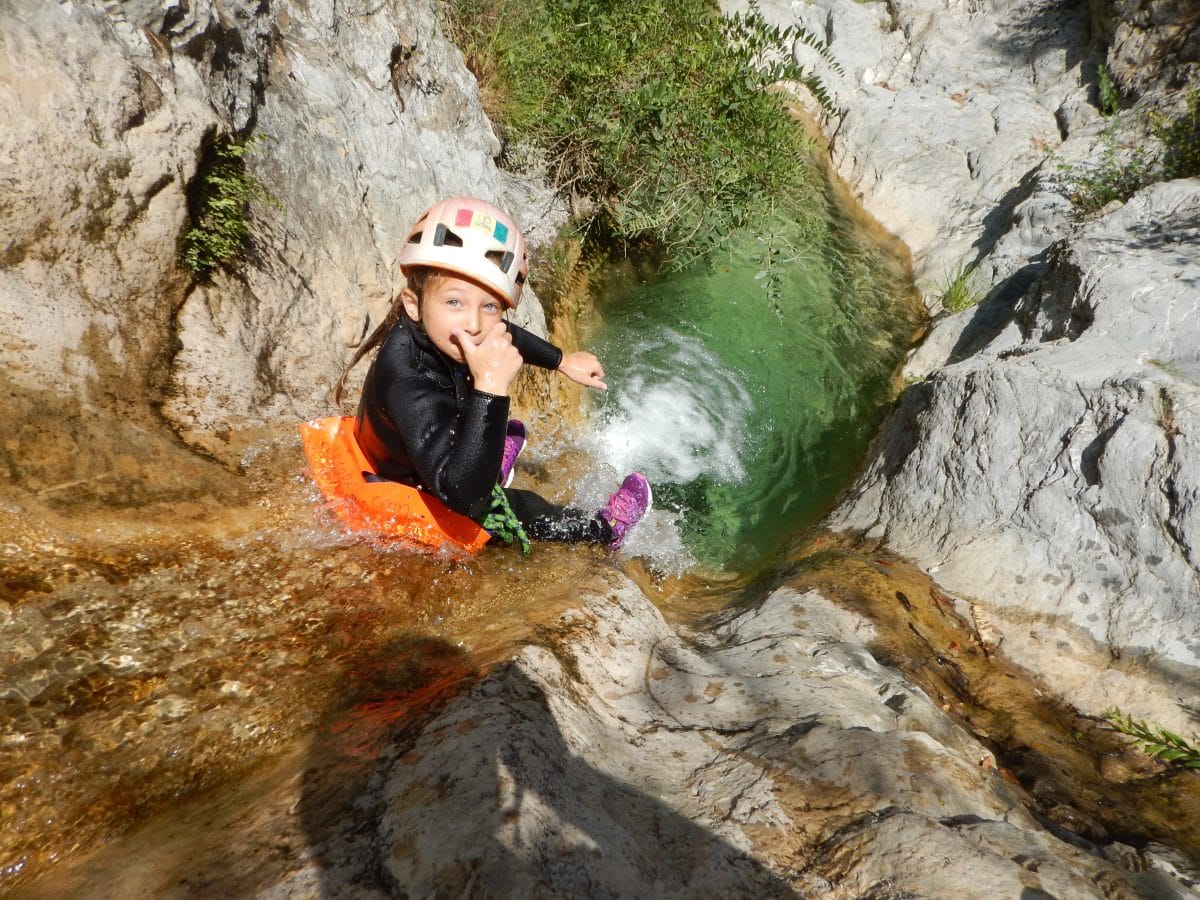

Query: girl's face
[401,273,507,365]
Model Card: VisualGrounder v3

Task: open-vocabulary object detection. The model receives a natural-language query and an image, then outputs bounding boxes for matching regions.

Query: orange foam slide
[300,416,491,554]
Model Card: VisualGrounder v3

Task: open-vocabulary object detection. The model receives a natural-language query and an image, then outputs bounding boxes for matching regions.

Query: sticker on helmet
[454,208,510,244]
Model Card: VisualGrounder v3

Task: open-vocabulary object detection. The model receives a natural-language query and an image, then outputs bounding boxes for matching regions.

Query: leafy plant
[1057,127,1153,215]
[1097,63,1119,117]
[443,0,839,262]
[1151,88,1200,182]
[937,260,984,313]
[182,134,278,279]
[1059,88,1200,215]
[1103,707,1200,769]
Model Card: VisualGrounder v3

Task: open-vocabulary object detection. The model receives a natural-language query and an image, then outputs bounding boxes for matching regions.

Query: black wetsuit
[355,314,612,544]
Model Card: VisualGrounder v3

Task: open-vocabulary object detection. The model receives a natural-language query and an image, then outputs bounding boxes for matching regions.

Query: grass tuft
[937,260,984,313]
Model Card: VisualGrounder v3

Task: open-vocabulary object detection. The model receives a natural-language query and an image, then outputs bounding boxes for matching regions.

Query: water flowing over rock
[751,0,1200,730]
[1,0,216,494]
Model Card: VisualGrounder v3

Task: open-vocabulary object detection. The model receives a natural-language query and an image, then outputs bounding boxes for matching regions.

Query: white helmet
[398,196,528,308]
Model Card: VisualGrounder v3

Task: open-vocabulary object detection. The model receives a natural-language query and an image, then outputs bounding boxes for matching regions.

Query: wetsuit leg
[503,488,613,544]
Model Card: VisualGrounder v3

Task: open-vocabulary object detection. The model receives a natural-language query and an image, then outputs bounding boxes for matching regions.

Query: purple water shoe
[499,419,526,488]
[599,472,652,550]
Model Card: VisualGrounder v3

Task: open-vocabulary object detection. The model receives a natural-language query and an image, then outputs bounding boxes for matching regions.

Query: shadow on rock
[948,251,1049,363]
[296,632,482,897]
[984,0,1093,75]
[365,661,800,898]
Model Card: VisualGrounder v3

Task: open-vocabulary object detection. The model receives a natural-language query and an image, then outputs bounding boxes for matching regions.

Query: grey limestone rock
[746,0,1200,730]
[832,180,1200,728]
[0,0,566,476]
[377,579,1162,897]
[744,0,1093,303]
[1091,0,1200,98]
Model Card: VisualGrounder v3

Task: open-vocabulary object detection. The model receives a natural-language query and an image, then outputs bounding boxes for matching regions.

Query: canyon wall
[0,0,563,486]
[751,0,1200,728]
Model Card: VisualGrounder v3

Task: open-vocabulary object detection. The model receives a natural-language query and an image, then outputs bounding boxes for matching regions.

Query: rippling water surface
[587,208,923,572]
[0,448,624,891]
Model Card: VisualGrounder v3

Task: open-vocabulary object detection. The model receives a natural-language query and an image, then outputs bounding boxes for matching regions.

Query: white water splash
[593,329,752,484]
[559,329,754,574]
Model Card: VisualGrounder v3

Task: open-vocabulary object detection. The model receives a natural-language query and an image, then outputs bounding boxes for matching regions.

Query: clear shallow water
[13,193,1200,894]
[0,451,621,891]
[588,211,923,573]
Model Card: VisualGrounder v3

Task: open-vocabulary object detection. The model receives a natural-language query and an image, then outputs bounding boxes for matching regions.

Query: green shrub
[1060,88,1200,215]
[1058,127,1153,215]
[1151,88,1200,182]
[1103,707,1200,769]
[1097,63,1119,117]
[182,134,278,279]
[444,0,839,262]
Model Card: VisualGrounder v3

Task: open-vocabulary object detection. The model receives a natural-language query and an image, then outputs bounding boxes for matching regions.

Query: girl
[334,196,651,550]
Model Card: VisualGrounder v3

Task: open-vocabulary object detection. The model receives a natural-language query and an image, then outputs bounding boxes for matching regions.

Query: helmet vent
[485,250,515,273]
[433,224,463,248]
[407,230,422,244]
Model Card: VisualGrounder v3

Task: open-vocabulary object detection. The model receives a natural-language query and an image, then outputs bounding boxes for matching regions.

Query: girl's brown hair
[332,267,436,406]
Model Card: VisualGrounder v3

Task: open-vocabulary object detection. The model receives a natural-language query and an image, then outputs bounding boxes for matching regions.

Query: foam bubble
[593,329,751,485]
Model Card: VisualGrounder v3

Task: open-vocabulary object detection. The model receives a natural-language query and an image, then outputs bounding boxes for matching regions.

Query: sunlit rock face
[744,0,1094,299]
[376,580,1172,897]
[832,181,1200,728]
[0,0,564,479]
[747,0,1200,728]
[0,1,216,495]
[159,0,564,462]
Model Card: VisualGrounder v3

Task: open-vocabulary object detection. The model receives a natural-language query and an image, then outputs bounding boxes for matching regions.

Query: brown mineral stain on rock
[781,530,1200,859]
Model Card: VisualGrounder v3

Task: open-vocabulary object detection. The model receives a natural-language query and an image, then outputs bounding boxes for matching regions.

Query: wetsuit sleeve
[507,322,563,371]
[383,376,509,521]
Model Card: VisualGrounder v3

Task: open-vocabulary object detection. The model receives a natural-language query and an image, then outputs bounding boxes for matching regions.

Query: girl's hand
[558,351,607,390]
[455,322,524,396]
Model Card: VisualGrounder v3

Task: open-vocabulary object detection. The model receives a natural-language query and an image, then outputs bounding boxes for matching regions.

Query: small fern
[1097,63,1119,117]
[722,4,843,115]
[1103,707,1200,769]
[182,134,279,279]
